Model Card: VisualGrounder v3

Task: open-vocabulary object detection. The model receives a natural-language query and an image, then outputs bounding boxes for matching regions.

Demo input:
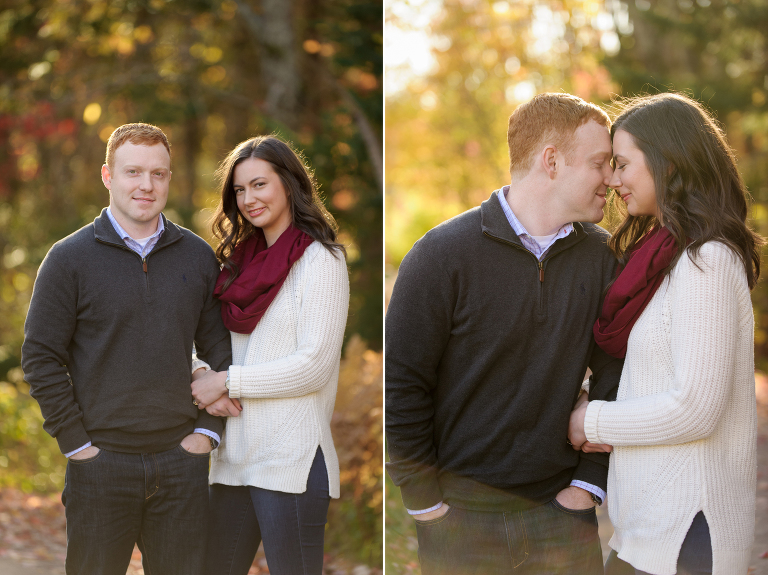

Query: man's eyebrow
[122,165,169,170]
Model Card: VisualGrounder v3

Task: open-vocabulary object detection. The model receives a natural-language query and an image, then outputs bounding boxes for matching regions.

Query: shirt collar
[106,206,165,242]
[496,186,574,239]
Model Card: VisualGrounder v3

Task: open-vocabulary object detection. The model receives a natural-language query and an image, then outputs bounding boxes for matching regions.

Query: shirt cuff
[570,480,606,505]
[406,501,444,515]
[64,442,92,458]
[193,428,220,448]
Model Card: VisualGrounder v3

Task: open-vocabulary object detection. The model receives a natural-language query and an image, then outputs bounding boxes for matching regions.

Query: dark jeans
[62,444,211,575]
[604,511,712,575]
[205,447,330,575]
[415,498,603,575]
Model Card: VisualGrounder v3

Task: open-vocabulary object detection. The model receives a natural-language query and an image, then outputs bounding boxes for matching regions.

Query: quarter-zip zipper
[483,231,554,319]
[95,238,152,294]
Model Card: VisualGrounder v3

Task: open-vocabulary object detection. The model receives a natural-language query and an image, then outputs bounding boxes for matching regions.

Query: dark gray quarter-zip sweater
[385,192,624,512]
[22,209,232,454]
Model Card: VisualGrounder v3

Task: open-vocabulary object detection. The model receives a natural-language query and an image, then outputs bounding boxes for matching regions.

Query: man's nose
[607,169,620,188]
[139,172,153,191]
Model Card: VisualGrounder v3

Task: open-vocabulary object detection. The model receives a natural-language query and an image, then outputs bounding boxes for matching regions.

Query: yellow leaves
[202,65,227,87]
[303,39,335,57]
[98,125,115,143]
[133,25,154,44]
[82,102,101,125]
[190,43,223,63]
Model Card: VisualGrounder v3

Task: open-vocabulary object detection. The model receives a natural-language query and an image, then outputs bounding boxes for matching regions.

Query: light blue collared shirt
[64,209,220,458]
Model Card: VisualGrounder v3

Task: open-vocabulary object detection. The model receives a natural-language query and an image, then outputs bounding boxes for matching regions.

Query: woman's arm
[227,247,350,400]
[582,242,746,447]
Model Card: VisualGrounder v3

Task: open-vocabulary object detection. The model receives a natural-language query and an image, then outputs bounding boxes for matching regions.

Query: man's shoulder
[576,222,612,251]
[163,219,217,257]
[46,221,97,259]
[413,207,482,252]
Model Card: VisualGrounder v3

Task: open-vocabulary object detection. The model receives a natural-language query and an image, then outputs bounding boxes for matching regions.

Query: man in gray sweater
[386,94,624,574]
[22,123,233,575]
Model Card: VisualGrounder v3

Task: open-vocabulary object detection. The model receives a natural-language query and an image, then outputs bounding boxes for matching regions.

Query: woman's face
[233,157,292,246]
[609,130,660,219]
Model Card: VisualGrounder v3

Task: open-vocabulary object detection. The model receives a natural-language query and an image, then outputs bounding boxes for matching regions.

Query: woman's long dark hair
[607,93,763,289]
[211,135,346,289]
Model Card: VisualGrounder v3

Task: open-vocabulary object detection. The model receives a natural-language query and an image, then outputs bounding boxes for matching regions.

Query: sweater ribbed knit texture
[584,242,756,575]
[209,242,349,498]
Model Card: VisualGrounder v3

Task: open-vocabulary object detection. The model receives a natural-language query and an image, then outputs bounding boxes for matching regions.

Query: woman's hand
[206,395,243,417]
[191,369,228,409]
[580,441,613,453]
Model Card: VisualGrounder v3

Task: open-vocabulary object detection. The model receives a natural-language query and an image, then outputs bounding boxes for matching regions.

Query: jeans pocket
[177,444,212,458]
[68,448,104,465]
[549,498,596,516]
[414,505,455,526]
[503,510,529,568]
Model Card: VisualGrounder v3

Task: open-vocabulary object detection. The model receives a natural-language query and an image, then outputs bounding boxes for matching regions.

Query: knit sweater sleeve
[226,246,349,399]
[21,244,91,454]
[584,242,743,446]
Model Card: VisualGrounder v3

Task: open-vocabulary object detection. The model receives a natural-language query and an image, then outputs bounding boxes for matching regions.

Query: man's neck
[504,182,569,237]
[107,206,159,240]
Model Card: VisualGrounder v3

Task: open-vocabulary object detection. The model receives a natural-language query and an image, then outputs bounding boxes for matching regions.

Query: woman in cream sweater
[190,136,349,575]
[569,94,762,575]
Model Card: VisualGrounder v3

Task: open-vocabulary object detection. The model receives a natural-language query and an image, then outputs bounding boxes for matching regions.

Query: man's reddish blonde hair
[507,93,610,177]
[105,123,171,169]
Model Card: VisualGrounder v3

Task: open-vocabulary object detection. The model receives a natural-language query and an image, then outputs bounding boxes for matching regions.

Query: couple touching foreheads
[23,124,349,575]
[386,92,760,575]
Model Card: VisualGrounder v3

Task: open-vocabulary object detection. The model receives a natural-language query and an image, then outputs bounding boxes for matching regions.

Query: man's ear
[101,164,112,190]
[541,145,558,180]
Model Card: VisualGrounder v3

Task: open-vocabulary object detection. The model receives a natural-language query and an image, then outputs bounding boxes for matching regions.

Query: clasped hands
[568,392,612,454]
[191,368,242,417]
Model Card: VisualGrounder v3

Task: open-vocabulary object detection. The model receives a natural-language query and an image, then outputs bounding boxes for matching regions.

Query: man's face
[554,120,613,224]
[102,142,171,236]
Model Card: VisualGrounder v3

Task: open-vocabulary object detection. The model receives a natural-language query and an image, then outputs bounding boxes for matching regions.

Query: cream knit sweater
[205,241,349,498]
[584,242,756,575]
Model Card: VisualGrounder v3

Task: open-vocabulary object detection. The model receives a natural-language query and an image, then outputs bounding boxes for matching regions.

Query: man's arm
[21,249,91,455]
[569,342,623,492]
[385,239,453,512]
[190,248,233,439]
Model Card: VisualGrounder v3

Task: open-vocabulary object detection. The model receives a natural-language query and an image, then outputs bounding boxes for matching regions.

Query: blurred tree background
[385,0,768,572]
[0,0,382,570]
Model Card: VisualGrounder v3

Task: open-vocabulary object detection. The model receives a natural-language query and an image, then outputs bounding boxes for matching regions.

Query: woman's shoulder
[674,240,747,289]
[680,240,741,270]
[301,240,348,270]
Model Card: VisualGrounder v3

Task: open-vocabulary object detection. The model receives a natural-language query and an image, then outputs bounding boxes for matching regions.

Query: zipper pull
[538,261,544,282]
[142,258,147,273]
